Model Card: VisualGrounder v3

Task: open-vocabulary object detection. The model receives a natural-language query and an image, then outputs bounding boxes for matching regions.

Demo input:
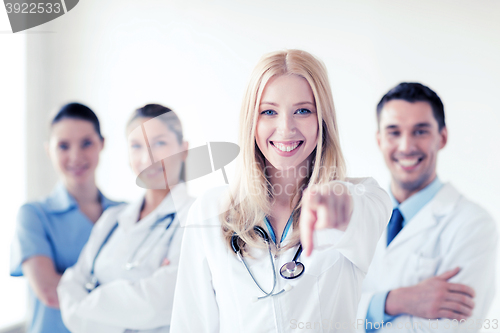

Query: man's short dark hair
[376,82,445,131]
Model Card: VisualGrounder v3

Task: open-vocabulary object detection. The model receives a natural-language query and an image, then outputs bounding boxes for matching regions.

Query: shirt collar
[99,191,118,211]
[389,176,444,226]
[154,182,190,217]
[45,182,78,213]
[45,182,118,213]
[118,182,190,230]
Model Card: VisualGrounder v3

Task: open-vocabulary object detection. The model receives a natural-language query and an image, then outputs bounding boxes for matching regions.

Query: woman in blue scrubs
[10,103,121,333]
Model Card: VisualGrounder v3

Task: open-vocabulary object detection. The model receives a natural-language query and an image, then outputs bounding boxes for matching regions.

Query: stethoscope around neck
[85,212,177,292]
[231,226,304,301]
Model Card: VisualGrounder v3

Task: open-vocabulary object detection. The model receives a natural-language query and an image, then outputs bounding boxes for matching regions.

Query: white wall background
[0,10,26,329]
[2,0,499,330]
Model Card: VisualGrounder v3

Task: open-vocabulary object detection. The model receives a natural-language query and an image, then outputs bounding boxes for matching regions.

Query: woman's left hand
[299,181,353,256]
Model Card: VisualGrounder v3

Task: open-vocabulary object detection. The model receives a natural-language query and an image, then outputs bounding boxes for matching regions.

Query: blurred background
[1,0,499,331]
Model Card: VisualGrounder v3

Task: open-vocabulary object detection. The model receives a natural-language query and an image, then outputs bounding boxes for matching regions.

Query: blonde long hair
[221,49,346,256]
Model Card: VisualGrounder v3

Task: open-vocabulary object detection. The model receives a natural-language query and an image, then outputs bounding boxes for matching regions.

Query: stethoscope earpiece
[231,226,269,256]
[231,233,241,257]
[253,226,269,242]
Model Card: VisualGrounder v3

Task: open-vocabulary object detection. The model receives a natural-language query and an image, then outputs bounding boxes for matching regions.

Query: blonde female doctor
[57,104,194,333]
[170,50,392,333]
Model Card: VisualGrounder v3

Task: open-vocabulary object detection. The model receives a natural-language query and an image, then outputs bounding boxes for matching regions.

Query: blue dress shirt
[10,183,122,333]
[366,177,443,331]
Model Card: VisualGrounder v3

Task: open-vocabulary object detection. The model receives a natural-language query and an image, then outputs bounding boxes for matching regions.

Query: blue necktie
[387,208,404,246]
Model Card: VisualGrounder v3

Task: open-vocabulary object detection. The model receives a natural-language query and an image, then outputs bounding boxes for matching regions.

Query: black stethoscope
[231,225,304,301]
[85,212,177,292]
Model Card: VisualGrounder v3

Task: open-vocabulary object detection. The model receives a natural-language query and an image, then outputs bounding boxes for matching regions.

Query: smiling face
[377,100,447,200]
[48,118,104,187]
[255,74,318,173]
[127,117,187,189]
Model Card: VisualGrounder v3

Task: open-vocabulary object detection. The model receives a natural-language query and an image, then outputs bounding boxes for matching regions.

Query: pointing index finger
[300,190,317,257]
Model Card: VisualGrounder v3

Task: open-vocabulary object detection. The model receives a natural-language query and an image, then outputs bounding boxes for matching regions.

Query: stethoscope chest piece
[280,260,305,279]
[124,262,139,270]
[85,277,99,292]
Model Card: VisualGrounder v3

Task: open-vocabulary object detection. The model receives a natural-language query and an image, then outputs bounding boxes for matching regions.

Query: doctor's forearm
[385,273,474,321]
[385,286,455,318]
[385,288,407,316]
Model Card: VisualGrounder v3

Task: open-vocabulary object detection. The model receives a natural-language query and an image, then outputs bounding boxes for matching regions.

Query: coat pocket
[409,253,442,284]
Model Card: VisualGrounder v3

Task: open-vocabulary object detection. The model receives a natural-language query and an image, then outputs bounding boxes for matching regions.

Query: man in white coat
[357,82,498,332]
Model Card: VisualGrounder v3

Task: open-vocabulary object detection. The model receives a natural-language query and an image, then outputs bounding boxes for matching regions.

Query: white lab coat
[357,183,498,332]
[170,177,392,333]
[57,183,194,333]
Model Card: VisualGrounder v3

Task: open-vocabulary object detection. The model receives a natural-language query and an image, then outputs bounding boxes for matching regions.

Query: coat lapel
[386,183,461,251]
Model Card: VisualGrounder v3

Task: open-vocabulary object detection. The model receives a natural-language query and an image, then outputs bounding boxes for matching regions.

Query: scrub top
[10,183,122,333]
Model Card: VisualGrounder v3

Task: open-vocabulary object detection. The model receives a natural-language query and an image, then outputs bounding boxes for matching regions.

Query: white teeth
[398,158,420,167]
[274,142,300,152]
[69,166,87,172]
